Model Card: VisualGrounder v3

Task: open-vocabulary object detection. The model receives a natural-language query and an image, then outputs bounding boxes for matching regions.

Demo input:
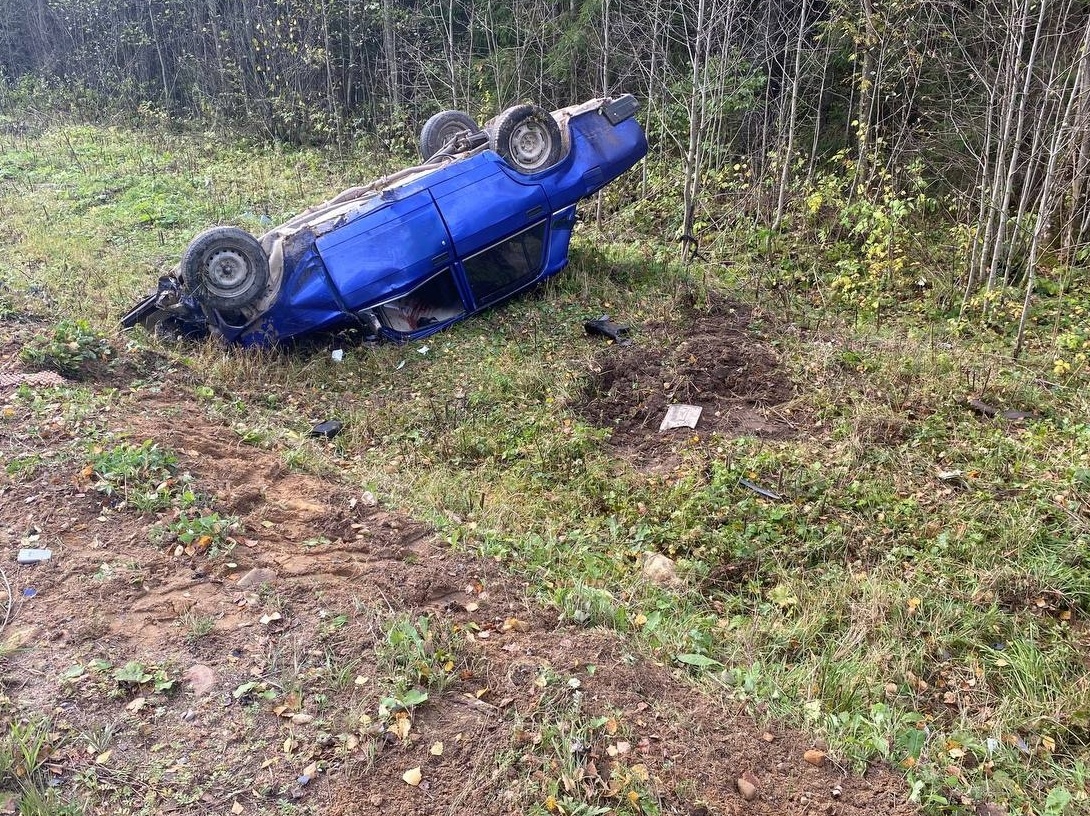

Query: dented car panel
[122,96,647,347]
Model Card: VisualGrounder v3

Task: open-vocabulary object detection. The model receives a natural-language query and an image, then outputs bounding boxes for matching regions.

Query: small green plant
[112,660,175,693]
[161,510,241,558]
[86,440,184,511]
[376,615,460,717]
[19,319,110,377]
[0,717,83,815]
[181,611,217,641]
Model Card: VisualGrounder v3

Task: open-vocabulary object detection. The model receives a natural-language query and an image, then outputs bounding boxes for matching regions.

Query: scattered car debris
[123,96,647,348]
[309,419,343,439]
[659,404,702,431]
[22,587,37,598]
[936,469,971,488]
[739,478,784,501]
[584,314,631,345]
[17,548,52,564]
[331,349,345,362]
[966,397,1040,421]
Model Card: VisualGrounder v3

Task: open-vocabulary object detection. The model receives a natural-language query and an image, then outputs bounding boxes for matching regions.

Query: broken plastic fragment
[584,314,631,345]
[659,404,702,431]
[310,419,343,439]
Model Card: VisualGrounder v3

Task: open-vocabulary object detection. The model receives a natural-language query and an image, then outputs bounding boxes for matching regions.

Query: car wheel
[489,104,563,173]
[420,110,480,160]
[181,227,270,312]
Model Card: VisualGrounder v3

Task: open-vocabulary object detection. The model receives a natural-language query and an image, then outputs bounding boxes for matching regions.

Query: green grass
[2,122,1090,815]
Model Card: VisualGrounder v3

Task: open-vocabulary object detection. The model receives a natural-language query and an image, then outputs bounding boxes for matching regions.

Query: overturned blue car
[122,96,647,347]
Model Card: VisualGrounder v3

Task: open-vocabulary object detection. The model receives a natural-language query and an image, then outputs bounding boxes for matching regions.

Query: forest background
[3,0,1090,357]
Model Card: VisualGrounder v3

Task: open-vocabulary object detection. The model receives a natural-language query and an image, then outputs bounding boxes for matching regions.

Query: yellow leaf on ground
[633,612,648,626]
[95,751,111,764]
[230,801,244,814]
[391,717,411,740]
[430,741,444,756]
[501,617,529,633]
[907,597,921,614]
[402,767,422,786]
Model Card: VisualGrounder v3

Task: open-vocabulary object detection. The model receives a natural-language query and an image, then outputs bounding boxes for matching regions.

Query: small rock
[804,749,827,767]
[291,713,314,725]
[360,491,378,507]
[369,795,384,808]
[831,785,842,799]
[761,731,775,743]
[641,552,680,587]
[736,778,757,801]
[237,567,278,589]
[183,664,217,696]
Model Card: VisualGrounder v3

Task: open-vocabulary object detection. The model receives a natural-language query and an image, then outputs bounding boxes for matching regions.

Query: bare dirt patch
[0,330,910,815]
[576,297,797,463]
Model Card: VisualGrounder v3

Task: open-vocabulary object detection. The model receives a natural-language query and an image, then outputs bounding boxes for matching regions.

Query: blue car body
[123,96,647,347]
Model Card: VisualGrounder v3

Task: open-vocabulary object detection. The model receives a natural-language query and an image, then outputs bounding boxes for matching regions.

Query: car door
[429,161,551,309]
[315,190,462,315]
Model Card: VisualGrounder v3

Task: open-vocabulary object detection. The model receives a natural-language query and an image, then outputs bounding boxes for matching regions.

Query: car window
[375,268,466,334]
[462,221,547,307]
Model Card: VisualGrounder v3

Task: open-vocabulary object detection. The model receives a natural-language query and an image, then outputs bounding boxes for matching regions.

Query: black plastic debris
[584,314,631,345]
[309,419,343,439]
[739,478,784,502]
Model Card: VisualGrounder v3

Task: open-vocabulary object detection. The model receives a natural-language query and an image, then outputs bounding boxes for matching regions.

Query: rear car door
[429,162,551,309]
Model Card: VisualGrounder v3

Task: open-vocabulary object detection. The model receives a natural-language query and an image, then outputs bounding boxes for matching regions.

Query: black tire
[420,110,480,160]
[489,104,563,173]
[180,227,270,312]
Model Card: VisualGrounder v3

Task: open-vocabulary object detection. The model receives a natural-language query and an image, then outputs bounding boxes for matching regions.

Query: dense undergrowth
[1,120,1089,816]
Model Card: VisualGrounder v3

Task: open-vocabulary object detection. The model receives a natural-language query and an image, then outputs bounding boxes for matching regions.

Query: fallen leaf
[907,597,921,614]
[126,697,147,713]
[303,762,318,778]
[402,767,422,786]
[391,717,411,740]
[259,612,282,625]
[231,801,244,814]
[633,612,648,626]
[501,617,529,633]
[95,751,111,764]
[430,741,444,756]
[465,602,479,612]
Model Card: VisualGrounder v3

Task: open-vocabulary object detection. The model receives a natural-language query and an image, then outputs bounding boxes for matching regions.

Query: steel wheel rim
[510,120,552,171]
[205,249,250,296]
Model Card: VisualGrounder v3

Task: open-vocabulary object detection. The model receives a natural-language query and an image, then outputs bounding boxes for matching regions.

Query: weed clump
[19,319,110,378]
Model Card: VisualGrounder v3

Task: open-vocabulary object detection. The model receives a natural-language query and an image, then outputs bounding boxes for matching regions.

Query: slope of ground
[0,321,911,815]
